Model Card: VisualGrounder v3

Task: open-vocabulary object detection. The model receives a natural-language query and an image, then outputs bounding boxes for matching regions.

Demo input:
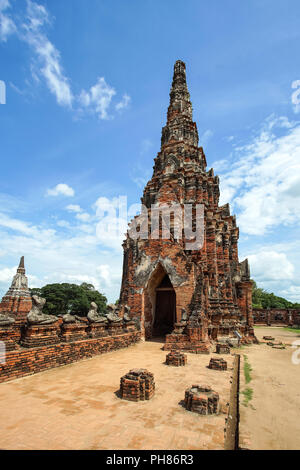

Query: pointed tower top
[167,60,193,123]
[17,256,25,274]
[161,60,198,148]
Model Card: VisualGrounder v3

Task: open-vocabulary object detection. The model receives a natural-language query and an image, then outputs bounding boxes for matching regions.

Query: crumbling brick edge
[224,354,240,450]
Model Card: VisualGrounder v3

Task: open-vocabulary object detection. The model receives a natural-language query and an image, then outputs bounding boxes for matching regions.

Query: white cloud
[78,77,116,120]
[248,251,294,282]
[76,212,90,222]
[200,129,213,147]
[22,0,73,107]
[0,0,16,42]
[66,204,82,213]
[0,266,17,283]
[0,1,129,119]
[115,93,131,111]
[47,184,75,197]
[216,115,300,235]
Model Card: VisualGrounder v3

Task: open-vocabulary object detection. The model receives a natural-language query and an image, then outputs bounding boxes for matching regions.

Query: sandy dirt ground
[0,339,234,450]
[239,326,300,450]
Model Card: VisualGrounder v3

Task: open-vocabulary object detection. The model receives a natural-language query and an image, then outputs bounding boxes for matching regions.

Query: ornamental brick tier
[119,60,255,352]
[0,257,32,324]
[184,385,219,415]
[119,369,155,402]
[166,350,187,366]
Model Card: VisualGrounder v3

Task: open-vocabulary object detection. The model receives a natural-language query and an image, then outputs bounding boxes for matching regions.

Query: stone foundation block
[120,369,155,401]
[184,385,219,415]
[166,351,187,366]
[208,357,227,371]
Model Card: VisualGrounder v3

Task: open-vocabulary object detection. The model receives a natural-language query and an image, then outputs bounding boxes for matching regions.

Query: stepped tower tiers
[0,257,32,324]
[119,60,255,351]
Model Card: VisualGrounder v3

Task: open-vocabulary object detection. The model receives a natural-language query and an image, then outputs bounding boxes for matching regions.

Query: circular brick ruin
[184,385,219,415]
[166,351,187,366]
[208,357,227,371]
[216,343,230,354]
[119,369,155,402]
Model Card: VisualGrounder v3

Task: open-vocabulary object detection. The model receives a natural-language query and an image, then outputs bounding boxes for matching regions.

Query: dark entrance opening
[152,274,176,337]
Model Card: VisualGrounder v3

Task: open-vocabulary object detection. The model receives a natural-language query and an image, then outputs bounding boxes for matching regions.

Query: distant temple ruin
[119,60,255,351]
[0,256,32,324]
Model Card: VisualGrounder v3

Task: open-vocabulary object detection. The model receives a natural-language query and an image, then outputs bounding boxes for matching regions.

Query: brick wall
[0,331,140,384]
[253,308,300,326]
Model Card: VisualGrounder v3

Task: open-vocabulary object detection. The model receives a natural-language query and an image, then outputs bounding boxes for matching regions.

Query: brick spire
[17,256,25,275]
[161,60,199,148]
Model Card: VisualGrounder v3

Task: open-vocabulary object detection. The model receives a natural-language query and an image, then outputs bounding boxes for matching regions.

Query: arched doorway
[152,274,176,337]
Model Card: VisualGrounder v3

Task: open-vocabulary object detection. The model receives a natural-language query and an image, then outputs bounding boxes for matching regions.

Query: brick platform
[21,323,61,348]
[0,331,140,384]
[60,322,88,342]
[216,343,230,354]
[209,357,227,371]
[119,368,155,401]
[166,351,187,366]
[184,385,219,415]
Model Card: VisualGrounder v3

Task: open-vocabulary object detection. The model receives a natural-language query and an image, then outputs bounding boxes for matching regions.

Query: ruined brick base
[184,385,219,415]
[120,369,155,401]
[164,333,211,354]
[0,326,20,351]
[60,323,88,343]
[209,357,227,371]
[216,343,230,354]
[21,323,61,348]
[166,351,187,366]
[0,331,140,384]
[87,323,107,338]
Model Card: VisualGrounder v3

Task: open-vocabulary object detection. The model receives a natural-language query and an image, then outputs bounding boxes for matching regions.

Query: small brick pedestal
[166,351,187,366]
[108,323,124,336]
[120,369,155,402]
[216,343,230,354]
[61,323,88,342]
[0,326,19,351]
[87,323,107,338]
[21,323,61,348]
[208,357,227,371]
[184,385,219,415]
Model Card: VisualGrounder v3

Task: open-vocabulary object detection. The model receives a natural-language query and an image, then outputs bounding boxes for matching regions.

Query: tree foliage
[252,280,300,309]
[30,283,107,317]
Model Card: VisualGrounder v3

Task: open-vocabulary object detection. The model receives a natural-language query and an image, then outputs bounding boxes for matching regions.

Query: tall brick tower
[119,60,254,351]
[0,256,32,324]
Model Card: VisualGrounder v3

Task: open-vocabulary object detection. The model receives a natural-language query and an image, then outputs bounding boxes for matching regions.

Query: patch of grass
[242,387,253,407]
[243,355,252,384]
[283,327,300,334]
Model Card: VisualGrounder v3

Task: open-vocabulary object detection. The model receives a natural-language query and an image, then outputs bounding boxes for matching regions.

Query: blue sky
[0,0,300,303]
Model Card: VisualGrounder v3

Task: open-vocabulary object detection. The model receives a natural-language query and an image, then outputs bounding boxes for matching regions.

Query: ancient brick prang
[120,369,155,401]
[119,60,255,351]
[209,357,227,371]
[166,350,187,366]
[0,257,32,324]
[184,385,219,415]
